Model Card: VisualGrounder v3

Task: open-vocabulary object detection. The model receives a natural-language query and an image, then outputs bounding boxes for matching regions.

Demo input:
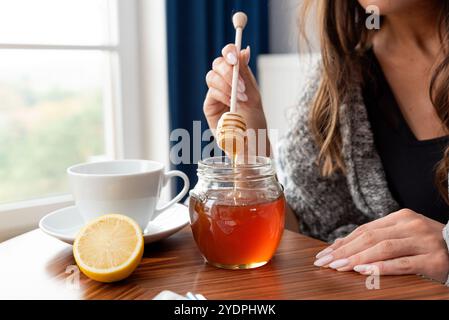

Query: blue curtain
[166,0,269,194]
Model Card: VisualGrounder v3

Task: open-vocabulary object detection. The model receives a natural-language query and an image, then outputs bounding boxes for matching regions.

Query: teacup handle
[153,170,190,218]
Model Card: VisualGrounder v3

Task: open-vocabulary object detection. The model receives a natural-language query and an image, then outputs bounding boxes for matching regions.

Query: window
[0,0,141,205]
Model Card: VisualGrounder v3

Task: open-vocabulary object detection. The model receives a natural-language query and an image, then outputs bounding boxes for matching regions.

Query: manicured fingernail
[316,247,333,259]
[226,52,238,65]
[246,46,251,64]
[354,265,374,274]
[238,79,246,93]
[314,254,333,267]
[329,259,349,270]
[238,92,248,102]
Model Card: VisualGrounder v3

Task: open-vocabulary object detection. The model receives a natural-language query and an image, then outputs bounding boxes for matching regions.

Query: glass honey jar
[189,156,285,269]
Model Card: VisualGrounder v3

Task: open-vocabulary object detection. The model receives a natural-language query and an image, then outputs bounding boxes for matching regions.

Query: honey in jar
[189,156,285,269]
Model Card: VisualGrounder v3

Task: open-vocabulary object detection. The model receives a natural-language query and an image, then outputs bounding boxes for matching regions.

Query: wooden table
[1,228,448,300]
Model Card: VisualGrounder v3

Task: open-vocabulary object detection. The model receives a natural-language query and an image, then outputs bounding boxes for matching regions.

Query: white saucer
[39,203,190,245]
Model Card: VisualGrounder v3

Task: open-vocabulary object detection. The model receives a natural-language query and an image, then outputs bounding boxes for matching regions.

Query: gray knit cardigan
[276,57,449,286]
[276,57,449,285]
[277,57,397,242]
[276,56,449,238]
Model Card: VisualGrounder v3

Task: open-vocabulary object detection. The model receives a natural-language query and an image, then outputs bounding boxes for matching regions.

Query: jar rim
[197,156,276,182]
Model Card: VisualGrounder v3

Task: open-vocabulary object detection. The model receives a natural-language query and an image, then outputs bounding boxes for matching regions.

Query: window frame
[0,0,144,239]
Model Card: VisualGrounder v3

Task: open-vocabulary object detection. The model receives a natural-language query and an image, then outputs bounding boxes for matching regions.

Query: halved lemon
[73,214,144,283]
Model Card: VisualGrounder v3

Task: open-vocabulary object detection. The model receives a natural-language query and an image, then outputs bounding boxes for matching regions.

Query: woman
[203,0,449,284]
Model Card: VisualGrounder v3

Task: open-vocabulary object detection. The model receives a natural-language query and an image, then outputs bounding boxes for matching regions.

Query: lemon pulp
[73,214,144,283]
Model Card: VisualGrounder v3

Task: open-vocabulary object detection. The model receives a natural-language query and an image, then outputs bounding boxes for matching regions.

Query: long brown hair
[301,0,449,203]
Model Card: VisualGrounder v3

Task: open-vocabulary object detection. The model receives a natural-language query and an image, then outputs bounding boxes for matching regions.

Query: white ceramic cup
[67,160,189,231]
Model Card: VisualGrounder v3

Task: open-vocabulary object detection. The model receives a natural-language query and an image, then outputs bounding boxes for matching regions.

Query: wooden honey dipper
[216,12,248,160]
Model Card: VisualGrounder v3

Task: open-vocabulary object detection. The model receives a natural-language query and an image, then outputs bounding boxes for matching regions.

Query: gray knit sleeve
[274,57,370,243]
[276,134,368,243]
[442,224,449,286]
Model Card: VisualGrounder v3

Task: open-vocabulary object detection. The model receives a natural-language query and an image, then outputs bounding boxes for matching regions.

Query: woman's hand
[314,209,449,283]
[204,44,268,139]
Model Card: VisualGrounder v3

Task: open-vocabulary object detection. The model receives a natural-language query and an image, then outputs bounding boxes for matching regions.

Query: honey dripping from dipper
[217,112,247,166]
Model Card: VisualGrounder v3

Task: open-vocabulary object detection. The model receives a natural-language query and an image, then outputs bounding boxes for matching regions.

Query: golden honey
[189,156,285,269]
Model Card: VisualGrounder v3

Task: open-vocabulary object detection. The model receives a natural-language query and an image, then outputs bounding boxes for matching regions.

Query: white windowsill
[0,194,73,212]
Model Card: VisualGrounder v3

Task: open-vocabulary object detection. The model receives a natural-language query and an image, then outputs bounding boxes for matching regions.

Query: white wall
[258,53,319,140]
[260,1,320,153]
[138,0,171,203]
[258,54,301,138]
[269,0,319,54]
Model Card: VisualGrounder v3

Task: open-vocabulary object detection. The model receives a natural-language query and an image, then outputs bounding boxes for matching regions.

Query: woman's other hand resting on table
[314,209,449,283]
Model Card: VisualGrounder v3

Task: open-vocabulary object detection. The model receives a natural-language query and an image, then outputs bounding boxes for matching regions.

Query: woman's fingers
[316,222,388,259]
[314,209,449,283]
[206,70,232,96]
[206,70,248,102]
[239,46,259,89]
[221,44,251,66]
[315,226,409,267]
[218,44,253,90]
[212,57,233,87]
[323,215,400,254]
[331,238,424,272]
[212,57,245,92]
[326,209,421,255]
[353,255,425,276]
[208,44,256,108]
[222,44,239,65]
[354,253,448,283]
[204,87,230,109]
